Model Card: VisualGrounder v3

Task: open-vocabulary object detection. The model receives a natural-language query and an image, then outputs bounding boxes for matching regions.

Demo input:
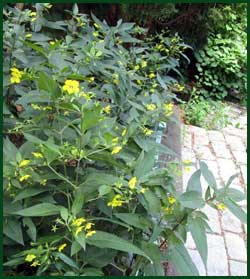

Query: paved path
[181,103,247,276]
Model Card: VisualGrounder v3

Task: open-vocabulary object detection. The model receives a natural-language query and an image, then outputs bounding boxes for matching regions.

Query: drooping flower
[25,254,36,262]
[18,159,30,168]
[32,152,43,158]
[143,128,153,136]
[121,128,127,137]
[128,177,137,189]
[107,194,124,208]
[85,222,94,230]
[58,243,67,252]
[111,146,122,155]
[103,105,111,114]
[10,67,23,84]
[146,104,157,111]
[72,217,86,227]
[19,174,31,182]
[62,80,80,95]
[168,196,176,204]
[217,203,227,211]
[86,230,96,238]
[75,226,84,236]
[31,261,40,267]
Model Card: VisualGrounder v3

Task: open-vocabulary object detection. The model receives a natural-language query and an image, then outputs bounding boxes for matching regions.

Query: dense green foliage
[194,4,247,101]
[3,4,246,276]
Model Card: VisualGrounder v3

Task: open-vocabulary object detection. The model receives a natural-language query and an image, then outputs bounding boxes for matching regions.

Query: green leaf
[13,187,49,202]
[200,161,217,189]
[3,218,24,245]
[71,189,84,216]
[114,213,151,230]
[37,71,60,98]
[143,189,161,213]
[134,149,156,178]
[86,231,151,261]
[142,242,164,276]
[223,197,247,223]
[98,185,112,197]
[75,231,86,250]
[71,241,82,256]
[15,203,60,216]
[60,207,69,222]
[188,217,207,266]
[23,217,37,242]
[82,268,104,276]
[165,243,199,276]
[179,191,205,209]
[23,41,47,57]
[186,170,202,195]
[225,174,239,188]
[54,252,79,269]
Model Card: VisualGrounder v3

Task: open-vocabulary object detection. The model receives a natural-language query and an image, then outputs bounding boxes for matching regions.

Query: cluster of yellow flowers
[146,103,157,111]
[25,254,40,267]
[10,67,23,84]
[163,103,174,117]
[143,127,153,136]
[71,217,96,238]
[107,194,125,208]
[62,80,80,95]
[103,105,111,114]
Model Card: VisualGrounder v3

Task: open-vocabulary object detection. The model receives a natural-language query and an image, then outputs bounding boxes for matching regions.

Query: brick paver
[181,103,247,276]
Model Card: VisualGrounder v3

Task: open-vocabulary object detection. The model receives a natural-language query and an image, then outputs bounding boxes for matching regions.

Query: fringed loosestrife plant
[3,3,246,276]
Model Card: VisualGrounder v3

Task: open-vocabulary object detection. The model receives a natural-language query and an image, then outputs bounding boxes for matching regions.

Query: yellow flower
[134,65,140,71]
[217,203,227,211]
[129,177,137,189]
[18,159,30,168]
[184,160,191,164]
[163,207,173,215]
[49,41,55,45]
[93,31,99,37]
[19,174,31,182]
[72,217,86,227]
[111,146,122,155]
[141,60,147,68]
[85,222,94,230]
[88,76,95,83]
[10,67,23,84]
[31,104,41,110]
[168,196,176,204]
[40,179,47,186]
[146,104,157,111]
[112,137,119,145]
[75,226,84,236]
[185,167,191,172]
[30,260,40,267]
[94,23,100,29]
[121,128,127,137]
[32,152,43,158]
[107,194,124,208]
[62,80,80,95]
[30,12,37,17]
[25,33,32,38]
[140,188,147,194]
[136,80,142,85]
[86,230,96,238]
[175,84,185,92]
[148,72,156,79]
[25,254,36,262]
[163,103,174,117]
[58,243,67,252]
[103,105,111,114]
[143,128,153,136]
[31,17,37,22]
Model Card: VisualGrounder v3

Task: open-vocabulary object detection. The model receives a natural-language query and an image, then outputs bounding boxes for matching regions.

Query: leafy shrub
[182,95,230,130]
[3,4,246,276]
[194,4,247,101]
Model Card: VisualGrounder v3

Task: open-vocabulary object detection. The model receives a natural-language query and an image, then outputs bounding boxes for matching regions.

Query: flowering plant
[3,4,246,276]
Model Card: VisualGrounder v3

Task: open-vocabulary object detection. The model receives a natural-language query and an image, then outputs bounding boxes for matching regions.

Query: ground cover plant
[3,4,247,276]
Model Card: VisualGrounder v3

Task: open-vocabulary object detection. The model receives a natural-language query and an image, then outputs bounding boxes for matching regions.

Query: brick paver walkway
[181,103,247,276]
